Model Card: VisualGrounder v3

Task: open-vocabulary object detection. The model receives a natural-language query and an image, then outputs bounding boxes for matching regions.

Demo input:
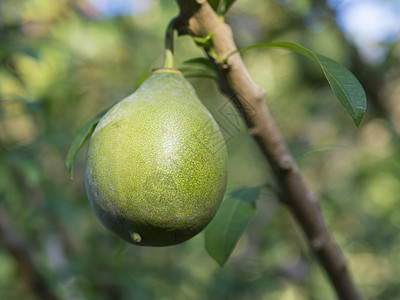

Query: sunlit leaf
[66,110,108,179]
[225,41,367,126]
[205,186,262,267]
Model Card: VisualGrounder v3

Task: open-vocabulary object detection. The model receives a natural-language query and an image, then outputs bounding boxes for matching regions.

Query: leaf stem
[223,42,316,63]
[163,18,177,69]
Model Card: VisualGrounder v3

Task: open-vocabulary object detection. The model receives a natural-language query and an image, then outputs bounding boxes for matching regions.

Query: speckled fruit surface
[85,69,228,246]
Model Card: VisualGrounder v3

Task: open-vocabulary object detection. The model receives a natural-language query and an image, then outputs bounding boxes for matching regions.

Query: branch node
[278,154,293,172]
[221,62,230,70]
[311,236,326,252]
[247,127,258,136]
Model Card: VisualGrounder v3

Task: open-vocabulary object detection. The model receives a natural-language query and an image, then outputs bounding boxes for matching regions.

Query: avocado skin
[85,71,227,246]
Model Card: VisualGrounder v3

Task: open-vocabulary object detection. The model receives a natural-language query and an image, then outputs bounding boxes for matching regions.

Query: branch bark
[175,1,363,299]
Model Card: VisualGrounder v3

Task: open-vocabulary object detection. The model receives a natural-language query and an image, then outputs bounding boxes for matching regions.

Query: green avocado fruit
[85,69,228,246]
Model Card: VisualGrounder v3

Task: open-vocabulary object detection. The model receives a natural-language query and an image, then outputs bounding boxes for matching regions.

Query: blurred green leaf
[66,110,108,179]
[205,186,262,267]
[226,41,367,126]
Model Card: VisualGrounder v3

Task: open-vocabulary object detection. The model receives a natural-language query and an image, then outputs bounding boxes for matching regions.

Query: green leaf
[205,186,262,267]
[66,110,108,179]
[315,54,366,126]
[225,41,367,126]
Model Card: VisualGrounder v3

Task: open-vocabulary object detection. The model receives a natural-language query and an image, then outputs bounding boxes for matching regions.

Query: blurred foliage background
[0,0,399,299]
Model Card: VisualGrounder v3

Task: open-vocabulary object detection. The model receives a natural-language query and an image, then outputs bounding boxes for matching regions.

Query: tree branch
[175,1,363,299]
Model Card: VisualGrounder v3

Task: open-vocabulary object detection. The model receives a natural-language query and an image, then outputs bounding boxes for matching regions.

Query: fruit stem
[163,18,177,69]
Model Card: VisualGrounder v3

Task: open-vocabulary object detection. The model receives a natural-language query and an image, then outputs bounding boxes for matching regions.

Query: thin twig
[174,1,363,299]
